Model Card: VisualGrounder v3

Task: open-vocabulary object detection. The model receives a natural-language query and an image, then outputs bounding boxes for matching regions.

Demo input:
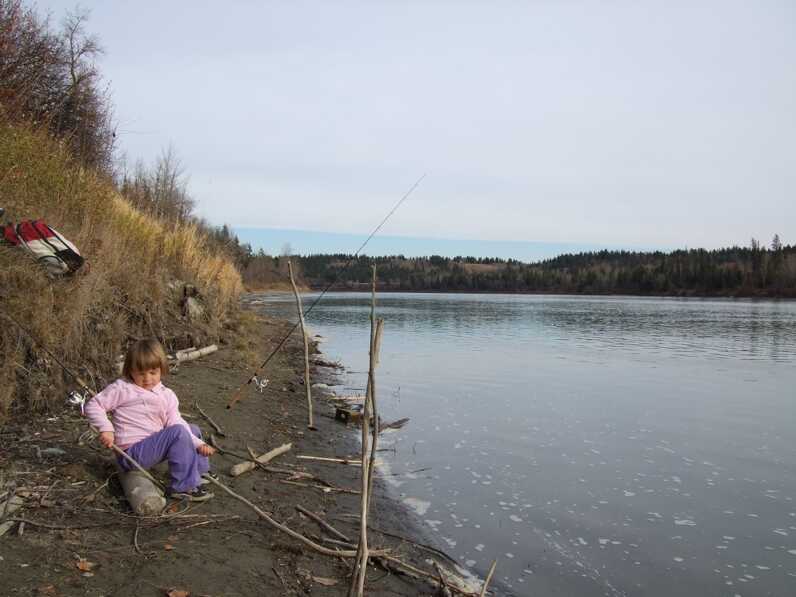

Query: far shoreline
[248,286,796,301]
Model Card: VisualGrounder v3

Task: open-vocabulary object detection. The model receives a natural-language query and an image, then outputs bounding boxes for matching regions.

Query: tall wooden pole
[366,317,384,512]
[288,261,314,430]
[350,265,378,596]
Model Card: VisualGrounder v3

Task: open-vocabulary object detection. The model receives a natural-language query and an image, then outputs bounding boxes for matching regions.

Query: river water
[245,292,796,596]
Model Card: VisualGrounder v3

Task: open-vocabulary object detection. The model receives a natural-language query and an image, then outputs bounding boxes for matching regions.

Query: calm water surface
[246,293,796,597]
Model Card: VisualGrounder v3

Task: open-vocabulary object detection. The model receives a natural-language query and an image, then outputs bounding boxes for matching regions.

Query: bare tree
[0,2,116,171]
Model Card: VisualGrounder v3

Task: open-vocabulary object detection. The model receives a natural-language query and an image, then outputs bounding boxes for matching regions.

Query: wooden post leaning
[288,261,315,430]
[349,265,379,597]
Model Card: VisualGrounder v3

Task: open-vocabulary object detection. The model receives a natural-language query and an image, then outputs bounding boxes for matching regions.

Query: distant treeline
[243,236,796,297]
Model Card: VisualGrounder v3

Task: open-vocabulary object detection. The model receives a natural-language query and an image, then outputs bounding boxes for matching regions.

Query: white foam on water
[673,557,684,563]
[723,536,735,540]
[465,559,476,567]
[773,529,788,536]
[474,543,485,552]
[624,491,636,497]
[509,514,522,522]
[577,537,588,545]
[788,549,796,555]
[675,518,697,526]
[599,538,610,545]
[506,553,515,558]
[755,565,770,570]
[403,497,431,516]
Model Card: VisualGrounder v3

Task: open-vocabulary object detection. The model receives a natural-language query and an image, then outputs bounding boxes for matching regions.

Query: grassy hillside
[0,121,242,419]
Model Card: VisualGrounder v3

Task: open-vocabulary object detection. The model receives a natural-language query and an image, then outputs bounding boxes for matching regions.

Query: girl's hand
[99,431,115,448]
[197,444,215,457]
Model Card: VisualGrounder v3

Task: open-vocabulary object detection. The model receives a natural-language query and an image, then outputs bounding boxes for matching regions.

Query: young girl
[85,338,216,501]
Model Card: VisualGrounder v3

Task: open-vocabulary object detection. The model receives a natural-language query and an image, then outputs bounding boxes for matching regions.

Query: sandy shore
[0,311,462,596]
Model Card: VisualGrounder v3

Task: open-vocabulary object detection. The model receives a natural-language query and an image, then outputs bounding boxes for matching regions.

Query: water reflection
[246,293,796,597]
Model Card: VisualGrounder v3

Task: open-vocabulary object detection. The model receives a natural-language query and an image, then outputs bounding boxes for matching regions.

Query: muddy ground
[0,311,471,597]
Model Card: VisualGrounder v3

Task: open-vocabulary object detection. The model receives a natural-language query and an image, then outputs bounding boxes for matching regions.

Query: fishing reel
[66,389,90,414]
[251,375,269,393]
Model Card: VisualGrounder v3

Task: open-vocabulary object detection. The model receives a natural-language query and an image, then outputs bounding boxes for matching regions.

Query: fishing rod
[225,173,426,410]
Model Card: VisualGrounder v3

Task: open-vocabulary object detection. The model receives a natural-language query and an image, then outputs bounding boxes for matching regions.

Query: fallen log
[0,495,25,537]
[230,443,292,477]
[116,465,166,516]
[175,345,218,363]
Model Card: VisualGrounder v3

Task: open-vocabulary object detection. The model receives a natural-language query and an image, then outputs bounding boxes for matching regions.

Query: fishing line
[0,308,94,394]
[226,172,426,409]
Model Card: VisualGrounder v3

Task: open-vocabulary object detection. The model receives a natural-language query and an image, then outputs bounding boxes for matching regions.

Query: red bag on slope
[2,219,84,276]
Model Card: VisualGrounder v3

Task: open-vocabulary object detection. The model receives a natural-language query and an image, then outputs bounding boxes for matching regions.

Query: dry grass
[0,120,242,419]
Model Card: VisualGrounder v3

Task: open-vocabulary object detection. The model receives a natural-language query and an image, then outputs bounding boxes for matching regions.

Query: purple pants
[119,424,209,492]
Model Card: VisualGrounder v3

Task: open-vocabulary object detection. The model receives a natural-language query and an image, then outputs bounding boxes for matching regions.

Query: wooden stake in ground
[349,265,379,597]
[288,260,315,430]
[479,560,497,597]
[366,317,384,511]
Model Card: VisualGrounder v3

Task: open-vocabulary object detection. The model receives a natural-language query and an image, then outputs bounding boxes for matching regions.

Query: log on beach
[229,443,292,477]
[175,344,218,362]
[116,465,165,516]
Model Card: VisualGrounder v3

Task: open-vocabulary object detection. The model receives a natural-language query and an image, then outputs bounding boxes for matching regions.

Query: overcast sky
[37,1,795,257]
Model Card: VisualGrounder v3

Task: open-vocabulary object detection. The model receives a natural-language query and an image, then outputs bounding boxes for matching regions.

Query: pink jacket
[84,378,203,450]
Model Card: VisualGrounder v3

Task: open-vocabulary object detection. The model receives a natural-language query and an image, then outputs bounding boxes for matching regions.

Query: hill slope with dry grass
[0,121,242,419]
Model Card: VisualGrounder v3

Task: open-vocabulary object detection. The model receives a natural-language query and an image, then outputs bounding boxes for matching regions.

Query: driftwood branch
[194,402,225,437]
[296,505,351,542]
[288,260,315,430]
[1,517,118,530]
[479,560,497,597]
[281,480,360,495]
[229,443,292,477]
[296,455,361,466]
[203,476,387,558]
[85,424,163,490]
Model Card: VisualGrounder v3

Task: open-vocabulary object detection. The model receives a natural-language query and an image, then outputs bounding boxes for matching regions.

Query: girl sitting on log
[85,338,216,501]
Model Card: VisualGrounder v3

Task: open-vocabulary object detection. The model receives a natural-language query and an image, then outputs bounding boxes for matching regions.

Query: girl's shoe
[168,486,214,502]
[200,472,219,486]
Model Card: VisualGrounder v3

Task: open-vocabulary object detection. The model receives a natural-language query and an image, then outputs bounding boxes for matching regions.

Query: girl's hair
[122,338,169,379]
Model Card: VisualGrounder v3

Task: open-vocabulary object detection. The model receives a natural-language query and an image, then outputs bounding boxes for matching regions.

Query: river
[246,292,796,596]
